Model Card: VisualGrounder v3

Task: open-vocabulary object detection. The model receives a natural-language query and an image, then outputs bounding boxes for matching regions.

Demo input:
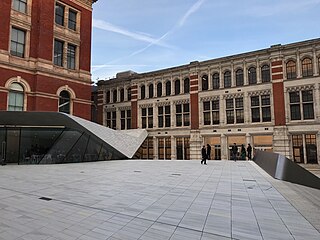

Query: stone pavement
[0,160,319,240]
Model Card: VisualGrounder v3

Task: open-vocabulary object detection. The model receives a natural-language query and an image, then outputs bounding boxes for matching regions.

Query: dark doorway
[6,129,20,163]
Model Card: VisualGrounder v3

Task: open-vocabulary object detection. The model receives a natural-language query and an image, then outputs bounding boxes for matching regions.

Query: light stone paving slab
[0,160,319,240]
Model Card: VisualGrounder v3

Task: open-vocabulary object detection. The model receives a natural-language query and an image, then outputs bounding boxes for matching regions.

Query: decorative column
[208,68,212,90]
[153,136,158,160]
[296,50,302,78]
[302,134,307,164]
[315,84,320,120]
[244,92,250,124]
[219,64,223,89]
[130,84,138,129]
[153,102,157,128]
[221,134,227,160]
[313,47,319,76]
[219,95,225,126]
[256,58,261,84]
[271,58,290,158]
[171,136,176,160]
[317,133,320,165]
[189,63,201,160]
[243,59,248,85]
[231,61,235,87]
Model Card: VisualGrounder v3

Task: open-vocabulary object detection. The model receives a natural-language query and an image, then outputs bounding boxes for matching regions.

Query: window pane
[290,104,301,120]
[175,80,180,95]
[251,108,260,122]
[235,98,243,108]
[248,67,257,84]
[203,101,210,111]
[303,103,314,119]
[251,96,259,106]
[302,58,313,77]
[212,111,219,124]
[202,75,208,90]
[67,44,76,69]
[226,110,234,124]
[204,112,210,125]
[212,100,219,110]
[261,95,270,105]
[11,28,25,57]
[289,92,300,103]
[262,107,271,122]
[226,99,233,109]
[55,4,65,26]
[261,65,270,82]
[302,90,313,102]
[236,69,243,86]
[224,71,231,88]
[236,109,244,123]
[68,10,77,30]
[54,40,63,66]
[286,61,296,79]
[212,73,220,89]
[184,78,190,93]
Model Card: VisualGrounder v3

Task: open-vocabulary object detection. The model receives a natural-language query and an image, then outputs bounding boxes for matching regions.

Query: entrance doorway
[6,129,20,163]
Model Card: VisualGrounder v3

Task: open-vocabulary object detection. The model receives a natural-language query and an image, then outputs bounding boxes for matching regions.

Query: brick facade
[0,0,96,120]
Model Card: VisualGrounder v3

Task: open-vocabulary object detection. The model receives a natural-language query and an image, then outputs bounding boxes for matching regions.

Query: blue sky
[91,0,319,82]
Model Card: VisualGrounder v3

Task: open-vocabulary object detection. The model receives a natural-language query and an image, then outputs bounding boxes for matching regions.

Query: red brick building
[0,0,97,120]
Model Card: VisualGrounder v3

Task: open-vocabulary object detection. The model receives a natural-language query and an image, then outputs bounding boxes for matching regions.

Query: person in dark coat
[201,145,207,164]
[247,144,252,160]
[231,143,238,161]
[240,144,246,160]
[206,144,211,160]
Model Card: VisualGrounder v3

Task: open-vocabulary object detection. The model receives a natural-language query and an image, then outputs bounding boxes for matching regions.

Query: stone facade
[0,0,95,120]
[97,38,320,164]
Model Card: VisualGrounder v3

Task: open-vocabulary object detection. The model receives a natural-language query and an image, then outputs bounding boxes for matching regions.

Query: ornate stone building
[0,0,97,120]
[97,38,320,164]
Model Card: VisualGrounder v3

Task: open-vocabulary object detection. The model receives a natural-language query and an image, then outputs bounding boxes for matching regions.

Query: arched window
[113,89,117,102]
[174,79,180,95]
[127,87,131,101]
[59,90,70,114]
[8,82,24,111]
[261,64,270,82]
[248,67,257,84]
[106,91,110,103]
[224,71,231,88]
[149,84,154,98]
[302,58,313,77]
[141,85,145,99]
[120,88,124,102]
[212,73,219,89]
[184,78,190,93]
[165,81,171,96]
[157,82,162,97]
[202,75,208,90]
[236,69,244,86]
[286,60,296,79]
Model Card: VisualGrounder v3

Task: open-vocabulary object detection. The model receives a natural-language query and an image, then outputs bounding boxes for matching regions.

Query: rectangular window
[10,27,25,58]
[55,3,65,26]
[212,100,219,125]
[106,111,117,129]
[54,39,64,66]
[235,98,244,123]
[142,107,153,128]
[289,91,314,120]
[120,110,125,130]
[127,110,131,129]
[176,103,189,127]
[13,0,27,13]
[203,100,219,125]
[165,106,171,127]
[67,44,76,69]
[226,98,243,124]
[251,95,271,122]
[158,106,164,128]
[226,99,234,124]
[68,9,77,31]
[203,101,211,125]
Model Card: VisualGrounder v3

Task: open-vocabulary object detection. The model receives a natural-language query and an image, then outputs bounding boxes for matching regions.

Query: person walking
[247,144,252,160]
[206,144,211,160]
[240,144,246,160]
[232,143,238,161]
[201,145,207,164]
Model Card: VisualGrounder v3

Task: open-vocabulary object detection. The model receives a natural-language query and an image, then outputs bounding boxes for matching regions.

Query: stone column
[231,61,235,87]
[317,133,320,165]
[116,108,120,130]
[296,50,302,78]
[313,47,319,76]
[273,126,290,158]
[302,134,307,164]
[256,58,262,84]
[243,60,248,85]
[244,92,250,124]
[221,134,227,160]
[189,130,202,160]
[162,80,165,97]
[219,65,223,89]
[220,95,225,126]
[208,68,212,90]
[171,136,176,160]
[170,102,175,127]
[153,102,157,128]
[153,136,158,160]
[315,84,320,120]
[146,82,149,99]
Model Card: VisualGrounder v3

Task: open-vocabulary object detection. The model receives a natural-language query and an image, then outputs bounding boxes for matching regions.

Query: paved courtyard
[0,160,319,240]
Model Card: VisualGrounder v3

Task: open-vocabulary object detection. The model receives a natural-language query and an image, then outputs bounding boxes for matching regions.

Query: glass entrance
[6,129,20,163]
[0,129,6,164]
[305,134,317,164]
[292,135,304,163]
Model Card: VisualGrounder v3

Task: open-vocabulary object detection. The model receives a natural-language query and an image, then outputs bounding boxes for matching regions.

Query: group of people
[201,143,252,164]
[231,143,252,161]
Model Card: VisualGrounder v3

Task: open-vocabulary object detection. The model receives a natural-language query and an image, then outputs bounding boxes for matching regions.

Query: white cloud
[93,19,173,48]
